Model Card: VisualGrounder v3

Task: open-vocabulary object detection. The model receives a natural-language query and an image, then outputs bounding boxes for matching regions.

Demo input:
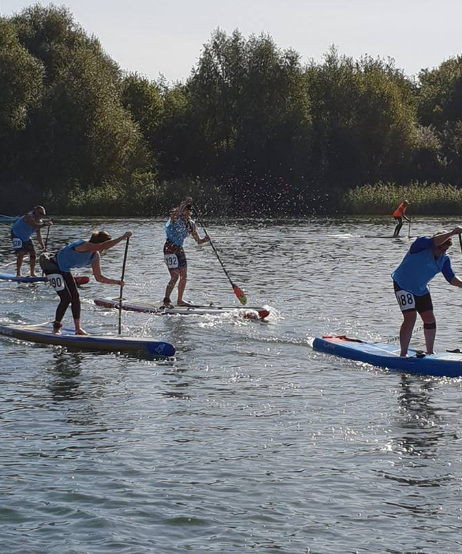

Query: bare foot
[161,298,174,309]
[75,328,89,335]
[177,301,195,307]
[53,328,62,335]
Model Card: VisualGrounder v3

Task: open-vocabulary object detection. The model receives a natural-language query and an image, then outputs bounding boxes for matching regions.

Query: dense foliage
[2,5,462,215]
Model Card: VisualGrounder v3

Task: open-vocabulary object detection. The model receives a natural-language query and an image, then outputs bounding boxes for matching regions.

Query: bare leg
[30,254,37,277]
[16,253,24,276]
[399,310,417,356]
[177,267,192,306]
[163,269,179,308]
[420,310,436,354]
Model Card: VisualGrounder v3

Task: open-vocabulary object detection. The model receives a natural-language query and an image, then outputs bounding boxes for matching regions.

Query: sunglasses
[185,205,193,210]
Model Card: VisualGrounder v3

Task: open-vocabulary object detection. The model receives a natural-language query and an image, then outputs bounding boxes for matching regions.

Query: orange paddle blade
[233,285,247,305]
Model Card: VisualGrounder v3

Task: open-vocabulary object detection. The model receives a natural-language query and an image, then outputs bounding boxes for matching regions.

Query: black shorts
[11,232,35,256]
[163,241,187,270]
[393,281,433,314]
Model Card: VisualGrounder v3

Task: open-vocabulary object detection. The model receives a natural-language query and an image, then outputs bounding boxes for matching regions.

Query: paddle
[44,224,50,250]
[118,236,130,335]
[407,219,411,240]
[193,205,247,305]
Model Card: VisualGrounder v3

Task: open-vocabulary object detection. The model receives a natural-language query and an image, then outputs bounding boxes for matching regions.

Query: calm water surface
[1,216,462,554]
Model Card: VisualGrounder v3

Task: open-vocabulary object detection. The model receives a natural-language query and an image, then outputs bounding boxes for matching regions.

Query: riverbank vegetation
[2,5,462,215]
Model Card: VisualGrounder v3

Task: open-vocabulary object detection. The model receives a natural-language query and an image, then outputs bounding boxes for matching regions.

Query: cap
[34,205,46,215]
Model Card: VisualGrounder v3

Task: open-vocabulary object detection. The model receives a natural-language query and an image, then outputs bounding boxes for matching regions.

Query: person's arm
[76,231,132,253]
[91,252,124,285]
[171,197,193,222]
[434,227,462,247]
[36,228,45,249]
[450,276,462,288]
[189,219,209,244]
[23,213,52,231]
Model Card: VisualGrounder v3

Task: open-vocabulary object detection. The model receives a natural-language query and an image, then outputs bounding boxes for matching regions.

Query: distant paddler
[10,205,53,277]
[162,196,210,308]
[40,230,132,335]
[392,227,462,356]
[392,200,411,238]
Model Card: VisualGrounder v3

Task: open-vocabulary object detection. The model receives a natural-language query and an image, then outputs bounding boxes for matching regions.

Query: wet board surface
[0,322,175,357]
[312,335,462,377]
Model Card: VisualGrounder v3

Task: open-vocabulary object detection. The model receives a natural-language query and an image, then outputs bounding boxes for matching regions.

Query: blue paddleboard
[0,322,175,357]
[313,335,462,378]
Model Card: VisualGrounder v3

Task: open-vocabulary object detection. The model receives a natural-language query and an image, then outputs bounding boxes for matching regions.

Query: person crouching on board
[40,230,132,335]
[162,196,210,308]
[10,205,53,277]
[392,200,411,238]
[392,227,462,356]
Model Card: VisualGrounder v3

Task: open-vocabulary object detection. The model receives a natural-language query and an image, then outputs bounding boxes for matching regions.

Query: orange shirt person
[392,200,411,238]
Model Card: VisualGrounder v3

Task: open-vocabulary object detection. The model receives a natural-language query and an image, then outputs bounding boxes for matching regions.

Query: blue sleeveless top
[11,216,35,241]
[392,237,454,296]
[165,217,195,247]
[56,240,95,272]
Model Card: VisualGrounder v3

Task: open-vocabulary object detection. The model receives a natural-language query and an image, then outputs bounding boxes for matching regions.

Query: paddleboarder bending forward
[10,205,53,277]
[392,227,462,356]
[40,230,132,335]
[162,197,210,308]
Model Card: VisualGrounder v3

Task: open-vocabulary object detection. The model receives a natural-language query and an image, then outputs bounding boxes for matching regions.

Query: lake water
[1,216,462,554]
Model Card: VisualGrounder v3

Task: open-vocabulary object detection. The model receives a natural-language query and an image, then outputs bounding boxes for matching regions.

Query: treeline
[1,4,462,215]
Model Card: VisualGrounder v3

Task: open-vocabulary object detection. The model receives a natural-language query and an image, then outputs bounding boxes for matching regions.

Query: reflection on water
[2,217,462,553]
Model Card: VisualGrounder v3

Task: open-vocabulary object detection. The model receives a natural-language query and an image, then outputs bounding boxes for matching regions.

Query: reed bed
[340,182,462,215]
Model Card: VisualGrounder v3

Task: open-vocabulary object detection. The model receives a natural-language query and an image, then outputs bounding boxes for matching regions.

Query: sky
[1,0,461,83]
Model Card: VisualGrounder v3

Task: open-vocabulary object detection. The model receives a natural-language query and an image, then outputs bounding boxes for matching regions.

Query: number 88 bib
[395,289,415,312]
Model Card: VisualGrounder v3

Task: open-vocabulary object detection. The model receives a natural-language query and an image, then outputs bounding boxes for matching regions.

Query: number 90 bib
[47,273,65,292]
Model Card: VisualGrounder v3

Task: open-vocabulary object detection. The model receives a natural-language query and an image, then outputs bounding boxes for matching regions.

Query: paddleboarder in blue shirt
[10,205,53,277]
[392,227,462,356]
[40,230,132,335]
[162,197,210,308]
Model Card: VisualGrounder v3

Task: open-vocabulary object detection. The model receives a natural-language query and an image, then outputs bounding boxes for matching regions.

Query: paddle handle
[118,237,130,335]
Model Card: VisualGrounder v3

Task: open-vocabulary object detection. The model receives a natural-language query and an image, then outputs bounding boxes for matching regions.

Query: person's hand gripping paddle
[193,205,247,305]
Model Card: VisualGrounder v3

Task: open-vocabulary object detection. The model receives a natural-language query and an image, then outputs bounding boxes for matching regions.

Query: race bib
[395,289,415,311]
[47,273,65,292]
[164,254,179,269]
[12,237,22,249]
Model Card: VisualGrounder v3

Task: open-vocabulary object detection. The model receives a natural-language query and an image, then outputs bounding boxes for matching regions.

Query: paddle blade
[233,284,247,305]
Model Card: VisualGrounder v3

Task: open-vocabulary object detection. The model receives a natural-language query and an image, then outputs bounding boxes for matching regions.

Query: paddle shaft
[118,237,130,335]
[44,225,50,250]
[193,208,237,288]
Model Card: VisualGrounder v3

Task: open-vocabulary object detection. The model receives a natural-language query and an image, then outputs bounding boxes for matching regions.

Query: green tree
[0,16,44,185]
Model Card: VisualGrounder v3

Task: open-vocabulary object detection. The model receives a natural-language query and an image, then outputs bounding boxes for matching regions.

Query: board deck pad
[312,335,462,377]
[94,297,270,320]
[0,322,175,357]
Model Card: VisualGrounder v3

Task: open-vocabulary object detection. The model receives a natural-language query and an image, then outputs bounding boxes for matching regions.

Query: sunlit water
[1,216,462,554]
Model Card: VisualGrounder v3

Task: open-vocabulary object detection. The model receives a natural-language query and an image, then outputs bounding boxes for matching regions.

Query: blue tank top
[11,215,35,241]
[56,240,95,272]
[392,237,455,296]
[165,217,195,247]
